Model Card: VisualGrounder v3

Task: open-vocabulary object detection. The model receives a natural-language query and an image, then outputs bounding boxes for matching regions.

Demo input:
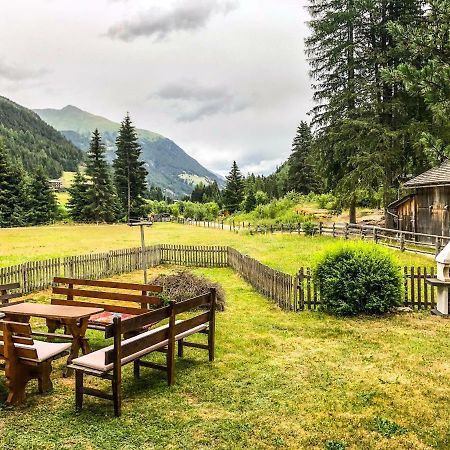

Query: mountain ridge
[0,96,84,178]
[35,105,223,198]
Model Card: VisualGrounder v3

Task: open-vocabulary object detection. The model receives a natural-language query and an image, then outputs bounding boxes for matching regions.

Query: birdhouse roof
[436,241,450,264]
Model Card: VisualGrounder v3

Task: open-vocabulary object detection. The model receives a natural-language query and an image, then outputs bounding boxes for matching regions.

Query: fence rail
[172,217,449,256]
[0,244,438,312]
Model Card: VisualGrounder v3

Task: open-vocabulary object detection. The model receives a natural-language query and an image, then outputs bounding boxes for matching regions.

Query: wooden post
[400,232,405,252]
[167,301,176,386]
[112,316,122,417]
[319,222,323,235]
[208,288,216,361]
[374,227,378,244]
[435,238,441,256]
[344,223,349,240]
[332,223,336,238]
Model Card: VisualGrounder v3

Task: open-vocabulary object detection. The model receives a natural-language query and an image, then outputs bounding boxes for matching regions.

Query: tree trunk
[349,196,357,224]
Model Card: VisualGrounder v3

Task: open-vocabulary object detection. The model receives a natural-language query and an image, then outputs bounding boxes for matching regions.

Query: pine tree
[67,171,89,222]
[113,114,148,221]
[390,0,450,164]
[0,141,28,227]
[84,129,120,223]
[223,161,244,213]
[287,122,317,194]
[306,0,424,222]
[27,168,58,225]
[191,183,206,202]
[244,189,256,212]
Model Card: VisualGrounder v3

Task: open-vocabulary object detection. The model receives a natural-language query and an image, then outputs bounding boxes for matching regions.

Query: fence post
[297,223,301,235]
[344,223,349,240]
[400,232,405,252]
[435,238,441,256]
[319,222,323,235]
[21,263,28,294]
[332,223,336,238]
[374,227,378,244]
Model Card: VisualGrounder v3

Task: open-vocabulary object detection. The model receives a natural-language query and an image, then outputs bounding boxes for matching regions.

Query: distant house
[49,179,64,192]
[387,159,450,236]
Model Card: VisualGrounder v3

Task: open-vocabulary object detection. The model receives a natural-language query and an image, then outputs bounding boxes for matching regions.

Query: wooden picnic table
[0,302,103,376]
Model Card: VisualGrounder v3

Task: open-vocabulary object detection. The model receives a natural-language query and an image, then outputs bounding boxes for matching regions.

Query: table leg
[46,319,60,342]
[62,318,90,377]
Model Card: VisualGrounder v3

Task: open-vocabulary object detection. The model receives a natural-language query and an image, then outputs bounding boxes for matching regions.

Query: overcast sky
[0,0,313,176]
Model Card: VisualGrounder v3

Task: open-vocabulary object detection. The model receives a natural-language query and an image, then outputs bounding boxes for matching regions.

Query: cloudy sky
[0,0,313,176]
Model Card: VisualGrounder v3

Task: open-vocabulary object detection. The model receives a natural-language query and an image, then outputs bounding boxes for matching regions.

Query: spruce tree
[0,142,28,227]
[390,0,450,164]
[223,161,244,213]
[67,171,89,222]
[113,114,148,221]
[306,0,424,222]
[84,129,120,223]
[27,168,58,225]
[244,189,256,212]
[287,122,317,194]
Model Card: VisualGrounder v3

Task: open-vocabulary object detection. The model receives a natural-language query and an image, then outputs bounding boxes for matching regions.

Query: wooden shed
[386,160,450,237]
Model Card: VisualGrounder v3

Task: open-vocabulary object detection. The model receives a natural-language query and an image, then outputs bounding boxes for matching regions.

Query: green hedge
[313,243,403,315]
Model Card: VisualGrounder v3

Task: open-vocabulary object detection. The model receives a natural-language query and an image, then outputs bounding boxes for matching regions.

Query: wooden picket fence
[294,266,437,311]
[0,244,438,311]
[227,247,293,310]
[0,246,162,294]
[160,244,228,267]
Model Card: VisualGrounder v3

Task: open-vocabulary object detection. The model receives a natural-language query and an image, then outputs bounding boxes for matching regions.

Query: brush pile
[152,270,225,311]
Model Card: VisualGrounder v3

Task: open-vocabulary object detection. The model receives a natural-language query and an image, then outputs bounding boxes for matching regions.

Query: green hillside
[0,96,83,178]
[35,105,224,198]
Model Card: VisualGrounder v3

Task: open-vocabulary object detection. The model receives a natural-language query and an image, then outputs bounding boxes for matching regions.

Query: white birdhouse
[436,242,450,281]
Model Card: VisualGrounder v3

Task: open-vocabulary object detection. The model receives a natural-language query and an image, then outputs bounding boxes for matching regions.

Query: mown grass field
[0,222,432,270]
[1,266,450,449]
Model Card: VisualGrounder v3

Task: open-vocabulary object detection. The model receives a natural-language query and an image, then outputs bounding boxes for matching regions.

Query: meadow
[1,266,449,449]
[0,222,432,270]
[0,222,445,450]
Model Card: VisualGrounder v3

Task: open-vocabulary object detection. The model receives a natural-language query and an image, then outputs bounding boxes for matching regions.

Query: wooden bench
[50,277,163,333]
[69,288,216,416]
[0,283,24,308]
[0,320,71,404]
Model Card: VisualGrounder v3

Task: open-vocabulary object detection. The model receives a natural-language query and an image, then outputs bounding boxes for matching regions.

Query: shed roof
[387,194,414,210]
[404,159,450,188]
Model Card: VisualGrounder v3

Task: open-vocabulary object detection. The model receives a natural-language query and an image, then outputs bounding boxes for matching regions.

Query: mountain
[0,96,83,178]
[34,105,223,198]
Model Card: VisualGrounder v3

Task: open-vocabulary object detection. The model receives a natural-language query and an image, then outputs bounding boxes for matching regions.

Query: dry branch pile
[152,270,225,311]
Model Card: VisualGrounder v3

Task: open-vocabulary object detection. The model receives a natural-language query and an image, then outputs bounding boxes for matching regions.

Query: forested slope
[0,96,83,178]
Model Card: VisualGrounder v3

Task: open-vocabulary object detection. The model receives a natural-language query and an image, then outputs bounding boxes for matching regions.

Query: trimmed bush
[313,243,402,315]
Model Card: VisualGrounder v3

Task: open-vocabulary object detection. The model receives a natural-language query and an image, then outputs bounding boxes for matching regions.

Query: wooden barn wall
[415,186,450,236]
[395,197,415,233]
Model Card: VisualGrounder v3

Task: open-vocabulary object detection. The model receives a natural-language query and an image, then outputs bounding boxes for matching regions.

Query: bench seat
[72,321,208,372]
[0,340,71,363]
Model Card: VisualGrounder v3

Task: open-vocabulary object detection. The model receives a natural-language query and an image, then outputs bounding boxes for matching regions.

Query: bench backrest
[0,283,23,307]
[104,288,216,366]
[51,277,163,313]
[0,320,38,362]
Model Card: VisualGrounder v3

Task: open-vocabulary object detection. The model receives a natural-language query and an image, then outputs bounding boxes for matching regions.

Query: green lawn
[0,222,432,270]
[1,267,449,449]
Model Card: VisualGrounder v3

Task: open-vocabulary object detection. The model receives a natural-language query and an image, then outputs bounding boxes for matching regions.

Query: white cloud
[106,0,237,42]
